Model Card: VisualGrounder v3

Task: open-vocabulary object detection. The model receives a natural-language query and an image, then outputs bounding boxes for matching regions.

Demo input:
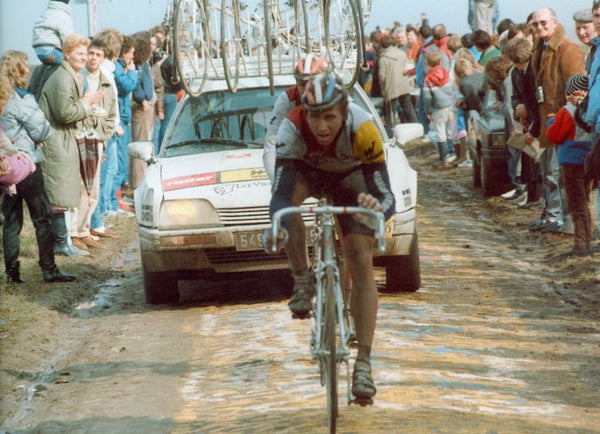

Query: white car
[133,75,421,304]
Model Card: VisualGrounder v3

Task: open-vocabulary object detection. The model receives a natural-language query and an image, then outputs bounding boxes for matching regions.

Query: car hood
[160,149,272,207]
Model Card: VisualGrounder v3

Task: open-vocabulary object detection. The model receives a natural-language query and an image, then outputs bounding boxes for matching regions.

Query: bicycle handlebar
[270,205,387,253]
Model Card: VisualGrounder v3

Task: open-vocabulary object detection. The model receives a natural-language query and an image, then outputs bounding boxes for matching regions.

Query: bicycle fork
[310,214,353,402]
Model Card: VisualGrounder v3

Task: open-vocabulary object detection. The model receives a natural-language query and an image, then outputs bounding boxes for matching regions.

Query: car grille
[218,206,315,227]
[206,245,316,264]
[206,247,288,263]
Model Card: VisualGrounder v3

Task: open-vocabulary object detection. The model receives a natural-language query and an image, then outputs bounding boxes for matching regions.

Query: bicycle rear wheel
[173,0,210,97]
[327,0,361,85]
[324,0,361,88]
[221,0,242,93]
[262,0,275,95]
[323,266,338,433]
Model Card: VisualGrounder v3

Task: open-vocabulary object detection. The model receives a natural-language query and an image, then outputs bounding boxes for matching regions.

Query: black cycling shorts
[270,159,375,236]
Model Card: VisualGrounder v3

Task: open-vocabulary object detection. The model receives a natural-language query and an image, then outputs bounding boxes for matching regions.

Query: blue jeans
[91,135,118,225]
[35,46,63,65]
[507,147,523,188]
[154,116,162,154]
[159,92,178,147]
[112,121,131,210]
[539,146,563,224]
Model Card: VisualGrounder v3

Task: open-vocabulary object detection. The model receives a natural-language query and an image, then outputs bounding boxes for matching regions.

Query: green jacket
[38,61,92,208]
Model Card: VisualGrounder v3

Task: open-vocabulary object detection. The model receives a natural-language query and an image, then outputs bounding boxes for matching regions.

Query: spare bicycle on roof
[166,0,371,95]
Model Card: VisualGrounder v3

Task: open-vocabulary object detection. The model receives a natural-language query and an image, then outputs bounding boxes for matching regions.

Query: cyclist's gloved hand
[262,227,289,253]
[354,192,384,230]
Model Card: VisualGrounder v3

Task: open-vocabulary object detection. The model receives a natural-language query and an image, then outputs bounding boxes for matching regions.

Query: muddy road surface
[2,150,600,433]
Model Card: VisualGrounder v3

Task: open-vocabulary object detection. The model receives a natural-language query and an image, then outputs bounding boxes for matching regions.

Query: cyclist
[268,71,396,400]
[263,54,327,182]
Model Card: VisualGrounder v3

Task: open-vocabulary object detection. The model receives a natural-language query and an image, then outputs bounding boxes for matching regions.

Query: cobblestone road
[3,155,600,433]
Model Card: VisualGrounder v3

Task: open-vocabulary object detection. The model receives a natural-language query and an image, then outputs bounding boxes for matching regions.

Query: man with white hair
[529,7,584,233]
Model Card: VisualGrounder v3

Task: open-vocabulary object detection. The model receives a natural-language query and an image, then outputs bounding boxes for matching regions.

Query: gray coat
[378,46,411,101]
[38,60,92,208]
[31,1,73,50]
[0,89,51,164]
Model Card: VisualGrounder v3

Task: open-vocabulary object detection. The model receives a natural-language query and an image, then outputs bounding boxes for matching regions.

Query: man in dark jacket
[506,36,542,211]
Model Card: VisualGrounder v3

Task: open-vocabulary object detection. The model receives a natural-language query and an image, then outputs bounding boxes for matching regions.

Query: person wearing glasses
[530,8,584,234]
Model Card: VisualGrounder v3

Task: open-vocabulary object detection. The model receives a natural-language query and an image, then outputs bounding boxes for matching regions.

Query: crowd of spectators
[1,0,600,285]
[361,2,600,257]
[0,0,174,282]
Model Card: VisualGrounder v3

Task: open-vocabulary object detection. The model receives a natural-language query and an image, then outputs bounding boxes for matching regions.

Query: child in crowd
[31,0,73,65]
[546,74,595,257]
[454,57,487,166]
[423,51,455,166]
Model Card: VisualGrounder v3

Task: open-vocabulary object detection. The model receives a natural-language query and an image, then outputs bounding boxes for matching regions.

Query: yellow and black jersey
[275,103,385,173]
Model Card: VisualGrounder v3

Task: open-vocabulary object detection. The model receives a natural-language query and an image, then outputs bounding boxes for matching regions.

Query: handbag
[584,136,600,180]
[0,153,35,186]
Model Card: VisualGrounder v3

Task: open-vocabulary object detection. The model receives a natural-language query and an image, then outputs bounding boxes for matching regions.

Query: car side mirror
[128,141,155,164]
[393,123,424,146]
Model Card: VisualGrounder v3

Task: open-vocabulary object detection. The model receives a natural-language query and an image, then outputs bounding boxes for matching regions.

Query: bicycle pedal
[347,334,358,347]
[291,311,312,320]
[351,397,373,407]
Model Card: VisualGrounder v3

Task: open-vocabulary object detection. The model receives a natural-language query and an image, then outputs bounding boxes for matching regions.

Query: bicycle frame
[270,200,385,423]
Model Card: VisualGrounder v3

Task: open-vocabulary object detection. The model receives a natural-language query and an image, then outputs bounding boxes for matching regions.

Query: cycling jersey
[270,103,396,233]
[263,86,302,182]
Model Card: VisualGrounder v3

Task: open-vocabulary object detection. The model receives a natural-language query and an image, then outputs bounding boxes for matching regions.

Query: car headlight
[490,133,505,148]
[158,199,221,229]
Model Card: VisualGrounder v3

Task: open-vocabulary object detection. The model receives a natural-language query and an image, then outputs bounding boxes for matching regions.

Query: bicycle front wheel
[173,0,210,97]
[324,0,361,88]
[221,0,242,93]
[323,266,338,433]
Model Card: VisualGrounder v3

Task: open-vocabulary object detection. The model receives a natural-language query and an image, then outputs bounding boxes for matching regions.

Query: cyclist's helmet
[301,71,348,112]
[294,54,327,81]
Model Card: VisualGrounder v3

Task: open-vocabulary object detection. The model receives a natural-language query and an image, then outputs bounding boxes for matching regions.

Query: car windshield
[161,84,379,157]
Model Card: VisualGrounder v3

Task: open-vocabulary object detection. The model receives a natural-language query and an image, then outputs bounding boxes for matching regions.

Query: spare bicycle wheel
[324,0,361,88]
[221,0,243,92]
[173,0,210,97]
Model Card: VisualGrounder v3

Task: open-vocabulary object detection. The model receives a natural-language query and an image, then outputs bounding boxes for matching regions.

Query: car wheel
[380,235,421,293]
[143,263,179,304]
[481,156,510,197]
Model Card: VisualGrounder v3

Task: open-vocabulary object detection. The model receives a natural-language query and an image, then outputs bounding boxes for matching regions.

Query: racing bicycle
[268,198,386,433]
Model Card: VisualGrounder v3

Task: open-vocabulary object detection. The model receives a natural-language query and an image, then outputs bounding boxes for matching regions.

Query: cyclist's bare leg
[282,177,315,316]
[344,233,378,399]
[284,177,309,273]
[343,234,377,348]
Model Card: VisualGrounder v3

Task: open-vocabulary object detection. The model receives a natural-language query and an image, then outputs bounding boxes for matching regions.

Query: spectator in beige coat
[378,35,417,129]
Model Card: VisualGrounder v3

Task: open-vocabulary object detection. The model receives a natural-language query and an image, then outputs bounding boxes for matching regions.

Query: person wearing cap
[573,8,598,73]
[267,71,396,401]
[263,54,327,182]
[546,74,595,257]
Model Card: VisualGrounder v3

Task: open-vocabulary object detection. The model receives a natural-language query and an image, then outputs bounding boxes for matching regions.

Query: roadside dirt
[1,147,599,433]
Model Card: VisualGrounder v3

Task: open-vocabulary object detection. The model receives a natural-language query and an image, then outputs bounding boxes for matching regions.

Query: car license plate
[235,228,317,251]
[235,231,264,251]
